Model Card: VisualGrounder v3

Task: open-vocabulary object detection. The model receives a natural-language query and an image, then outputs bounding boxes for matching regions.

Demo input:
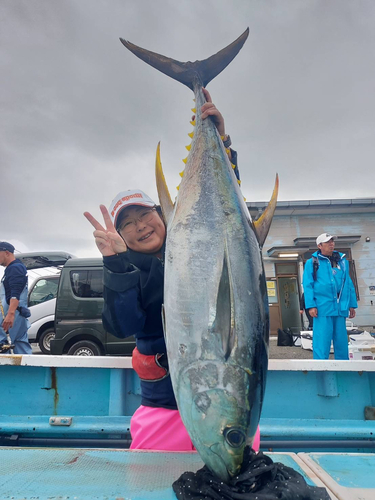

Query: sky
[1,0,375,258]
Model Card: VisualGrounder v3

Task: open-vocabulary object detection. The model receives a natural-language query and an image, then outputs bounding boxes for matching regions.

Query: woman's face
[117,205,166,254]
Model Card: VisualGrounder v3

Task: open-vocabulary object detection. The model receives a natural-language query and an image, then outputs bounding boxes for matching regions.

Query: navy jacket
[102,248,177,409]
[2,259,28,303]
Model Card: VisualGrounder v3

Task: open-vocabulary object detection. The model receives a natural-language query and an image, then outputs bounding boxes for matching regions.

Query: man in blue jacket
[0,242,32,354]
[303,233,357,359]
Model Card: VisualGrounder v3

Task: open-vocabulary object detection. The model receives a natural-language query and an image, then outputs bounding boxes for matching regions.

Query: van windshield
[29,277,59,307]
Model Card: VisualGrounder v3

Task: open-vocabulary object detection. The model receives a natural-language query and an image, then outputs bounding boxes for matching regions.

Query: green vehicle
[18,252,135,356]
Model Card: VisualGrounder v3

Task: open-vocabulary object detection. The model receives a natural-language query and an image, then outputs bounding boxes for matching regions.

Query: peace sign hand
[84,205,127,257]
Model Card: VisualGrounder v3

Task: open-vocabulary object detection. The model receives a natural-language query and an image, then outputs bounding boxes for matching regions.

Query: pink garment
[253,425,260,452]
[130,405,195,451]
[130,405,260,452]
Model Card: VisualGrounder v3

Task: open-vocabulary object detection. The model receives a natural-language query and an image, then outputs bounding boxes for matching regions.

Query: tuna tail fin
[155,142,174,224]
[120,29,249,90]
[253,174,279,247]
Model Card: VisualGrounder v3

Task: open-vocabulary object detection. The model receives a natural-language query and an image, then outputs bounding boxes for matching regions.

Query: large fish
[121,30,278,482]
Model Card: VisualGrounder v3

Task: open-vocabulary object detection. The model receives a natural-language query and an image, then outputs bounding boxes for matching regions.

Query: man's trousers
[313,315,348,360]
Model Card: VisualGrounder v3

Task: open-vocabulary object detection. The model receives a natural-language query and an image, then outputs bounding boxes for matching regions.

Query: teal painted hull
[0,356,374,448]
[1,356,374,498]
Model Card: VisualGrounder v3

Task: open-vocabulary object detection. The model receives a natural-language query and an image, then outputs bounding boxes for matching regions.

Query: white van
[28,274,60,353]
[21,252,73,354]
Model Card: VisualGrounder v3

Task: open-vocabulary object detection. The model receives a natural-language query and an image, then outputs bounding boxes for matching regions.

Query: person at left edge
[0,241,32,354]
[84,88,261,452]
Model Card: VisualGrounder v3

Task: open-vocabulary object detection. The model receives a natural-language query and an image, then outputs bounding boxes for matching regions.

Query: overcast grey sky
[1,0,375,258]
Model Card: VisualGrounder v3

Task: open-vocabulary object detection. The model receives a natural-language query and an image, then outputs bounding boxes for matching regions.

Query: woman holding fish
[84,89,260,452]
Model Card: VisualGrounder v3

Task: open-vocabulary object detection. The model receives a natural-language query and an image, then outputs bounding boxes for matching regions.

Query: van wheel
[67,340,102,356]
[38,328,55,354]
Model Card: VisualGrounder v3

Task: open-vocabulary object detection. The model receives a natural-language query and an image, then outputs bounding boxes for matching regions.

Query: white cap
[109,190,156,228]
[316,232,336,246]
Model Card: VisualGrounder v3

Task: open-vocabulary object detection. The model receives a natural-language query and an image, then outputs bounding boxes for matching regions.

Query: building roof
[247,198,375,218]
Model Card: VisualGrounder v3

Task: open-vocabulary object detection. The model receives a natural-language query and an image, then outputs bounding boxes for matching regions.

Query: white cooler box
[348,330,375,345]
[348,329,375,360]
[349,344,375,360]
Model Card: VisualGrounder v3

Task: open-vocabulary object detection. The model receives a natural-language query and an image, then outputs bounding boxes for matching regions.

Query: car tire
[38,328,55,354]
[67,340,102,356]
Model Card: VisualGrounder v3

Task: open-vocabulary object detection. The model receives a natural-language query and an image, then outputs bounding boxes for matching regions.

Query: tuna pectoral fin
[120,29,249,90]
[212,254,235,360]
[253,174,279,247]
[155,142,174,224]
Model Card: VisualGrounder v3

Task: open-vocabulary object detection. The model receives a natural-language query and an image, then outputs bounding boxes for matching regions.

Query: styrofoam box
[349,345,375,360]
[349,331,375,345]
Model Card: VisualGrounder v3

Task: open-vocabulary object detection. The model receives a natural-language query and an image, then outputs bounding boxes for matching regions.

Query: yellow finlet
[188,131,194,139]
[253,174,279,248]
[182,157,188,164]
[176,185,180,191]
[243,197,247,202]
[155,142,174,225]
[185,144,191,151]
[231,163,236,169]
[190,119,196,126]
[237,179,241,185]
[191,108,196,113]
[225,148,231,155]
[179,171,184,177]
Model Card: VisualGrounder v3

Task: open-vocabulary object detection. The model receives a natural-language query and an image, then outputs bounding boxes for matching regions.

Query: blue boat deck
[1,355,374,498]
[0,447,348,500]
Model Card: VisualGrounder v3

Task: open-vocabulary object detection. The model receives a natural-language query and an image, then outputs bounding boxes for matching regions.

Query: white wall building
[247,198,375,334]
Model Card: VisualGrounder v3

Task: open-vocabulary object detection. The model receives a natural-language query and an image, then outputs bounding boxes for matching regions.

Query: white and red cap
[109,190,156,229]
[316,233,336,246]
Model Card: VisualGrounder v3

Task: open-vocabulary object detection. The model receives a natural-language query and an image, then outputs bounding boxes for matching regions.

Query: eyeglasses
[118,208,157,233]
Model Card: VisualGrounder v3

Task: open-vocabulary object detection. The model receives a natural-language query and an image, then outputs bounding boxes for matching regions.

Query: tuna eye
[224,428,245,448]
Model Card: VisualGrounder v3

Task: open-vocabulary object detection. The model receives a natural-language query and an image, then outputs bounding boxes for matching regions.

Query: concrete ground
[269,325,375,359]
[31,340,317,358]
[31,341,316,358]
[269,336,315,359]
[31,327,375,359]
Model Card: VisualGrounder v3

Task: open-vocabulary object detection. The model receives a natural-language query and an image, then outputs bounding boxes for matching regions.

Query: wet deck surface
[0,448,326,500]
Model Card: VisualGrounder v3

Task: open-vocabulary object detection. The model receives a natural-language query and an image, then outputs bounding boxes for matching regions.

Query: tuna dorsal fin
[253,174,279,247]
[212,251,235,361]
[120,29,249,90]
[155,142,174,224]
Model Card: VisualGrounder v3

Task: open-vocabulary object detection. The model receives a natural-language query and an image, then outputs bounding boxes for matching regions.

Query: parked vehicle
[51,256,135,356]
[28,274,60,354]
[17,252,135,356]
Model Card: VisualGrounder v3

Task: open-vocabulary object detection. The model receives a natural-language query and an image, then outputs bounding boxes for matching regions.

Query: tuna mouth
[209,443,242,482]
[208,445,231,483]
[138,231,153,241]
